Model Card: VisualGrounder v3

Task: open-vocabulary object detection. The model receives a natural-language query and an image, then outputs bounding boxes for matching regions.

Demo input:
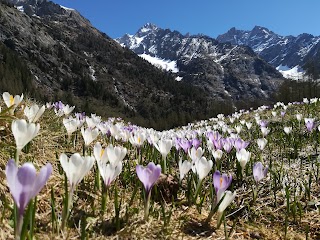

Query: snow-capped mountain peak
[138,23,158,34]
[217,26,320,79]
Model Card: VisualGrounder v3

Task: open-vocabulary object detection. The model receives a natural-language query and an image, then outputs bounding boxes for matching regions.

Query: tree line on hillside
[0,42,38,97]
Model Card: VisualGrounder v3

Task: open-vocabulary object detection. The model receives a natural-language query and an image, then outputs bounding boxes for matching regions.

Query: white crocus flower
[97,160,122,187]
[149,131,160,145]
[109,124,120,138]
[106,144,127,166]
[24,104,45,123]
[245,122,252,130]
[81,127,99,146]
[188,147,204,162]
[86,115,101,129]
[63,117,81,136]
[195,157,213,181]
[93,142,109,163]
[129,131,146,147]
[3,92,23,114]
[178,159,192,181]
[97,122,109,135]
[212,149,223,161]
[216,190,236,228]
[12,119,40,153]
[284,126,292,135]
[235,125,242,134]
[218,190,236,211]
[59,153,95,190]
[296,113,302,122]
[257,138,268,150]
[62,104,75,116]
[236,148,251,170]
[154,139,173,159]
[260,127,270,137]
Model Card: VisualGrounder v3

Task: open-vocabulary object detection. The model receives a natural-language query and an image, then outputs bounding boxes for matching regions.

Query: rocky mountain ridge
[217,26,320,78]
[117,23,283,101]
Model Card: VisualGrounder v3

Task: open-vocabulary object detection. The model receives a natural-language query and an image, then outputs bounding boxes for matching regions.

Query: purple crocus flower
[281,111,286,117]
[179,138,193,153]
[305,118,316,132]
[175,138,182,151]
[53,101,64,110]
[136,162,161,193]
[6,159,52,215]
[192,138,201,149]
[6,159,52,238]
[213,170,232,202]
[259,120,269,128]
[234,138,250,152]
[207,131,222,142]
[253,162,268,183]
[75,112,86,121]
[213,138,224,150]
[222,138,233,153]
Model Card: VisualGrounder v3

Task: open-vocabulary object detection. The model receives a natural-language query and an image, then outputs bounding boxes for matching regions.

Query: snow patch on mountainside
[16,6,24,12]
[89,65,96,81]
[277,65,304,80]
[60,5,75,11]
[175,76,183,81]
[139,54,179,73]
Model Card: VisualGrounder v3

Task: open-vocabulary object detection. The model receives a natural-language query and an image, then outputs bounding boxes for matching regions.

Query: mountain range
[217,26,320,79]
[118,24,320,81]
[116,23,283,101]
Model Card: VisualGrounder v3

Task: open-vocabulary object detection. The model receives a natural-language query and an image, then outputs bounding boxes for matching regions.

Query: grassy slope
[0,97,320,239]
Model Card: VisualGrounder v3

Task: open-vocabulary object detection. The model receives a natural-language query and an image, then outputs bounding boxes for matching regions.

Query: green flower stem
[144,190,152,221]
[162,156,167,175]
[61,187,74,231]
[101,185,108,215]
[15,149,20,165]
[193,179,203,204]
[217,211,225,229]
[224,213,229,240]
[15,210,23,240]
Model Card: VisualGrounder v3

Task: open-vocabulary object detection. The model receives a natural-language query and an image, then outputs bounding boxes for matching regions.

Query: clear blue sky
[52,0,320,39]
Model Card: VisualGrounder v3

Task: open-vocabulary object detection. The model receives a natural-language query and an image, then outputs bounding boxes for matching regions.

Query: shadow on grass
[181,219,215,237]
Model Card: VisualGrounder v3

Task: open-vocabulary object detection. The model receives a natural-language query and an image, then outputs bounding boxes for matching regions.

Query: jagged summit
[138,23,158,33]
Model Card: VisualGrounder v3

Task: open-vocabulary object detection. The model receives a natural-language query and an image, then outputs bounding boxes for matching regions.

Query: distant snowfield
[139,54,179,73]
[277,65,304,80]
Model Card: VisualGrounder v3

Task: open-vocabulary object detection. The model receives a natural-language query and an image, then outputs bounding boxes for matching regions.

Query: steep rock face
[217,26,320,70]
[0,1,216,129]
[117,23,283,101]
